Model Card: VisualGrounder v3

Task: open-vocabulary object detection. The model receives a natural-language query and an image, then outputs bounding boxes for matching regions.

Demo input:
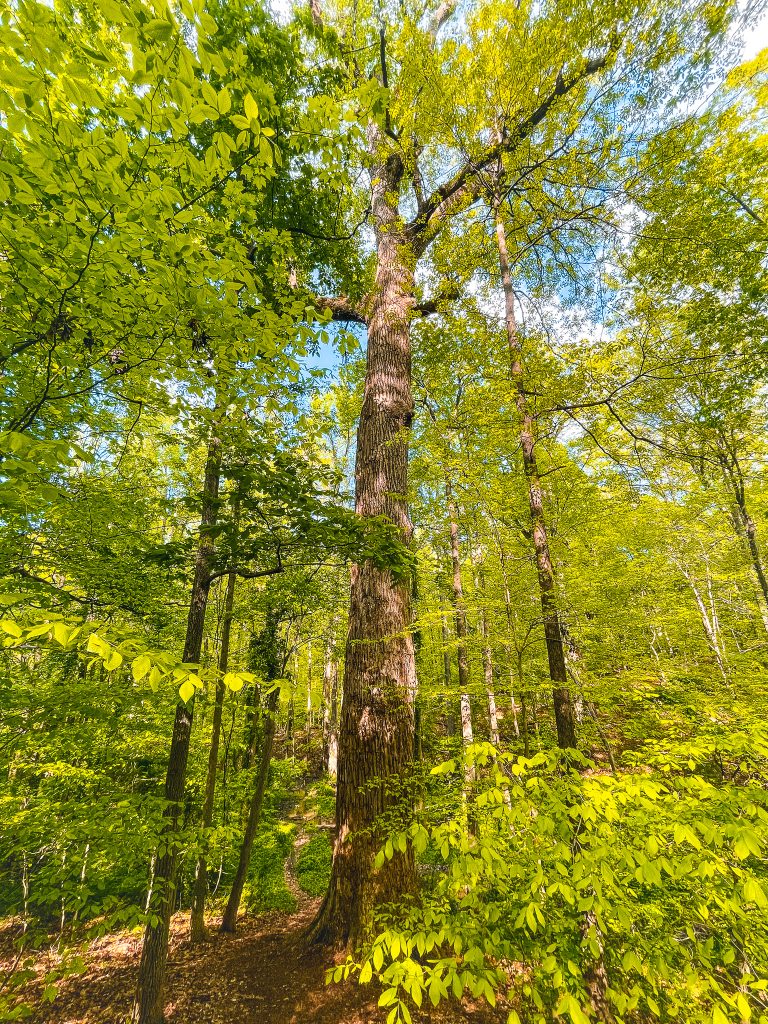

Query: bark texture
[309,147,417,948]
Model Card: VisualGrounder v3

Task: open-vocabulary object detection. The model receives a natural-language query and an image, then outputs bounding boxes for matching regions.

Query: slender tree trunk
[470,548,501,747]
[460,692,474,762]
[220,686,280,933]
[718,444,768,612]
[309,146,417,948]
[322,620,339,772]
[682,567,729,682]
[327,655,340,778]
[494,209,576,749]
[132,438,221,1024]
[306,640,313,729]
[221,606,283,932]
[446,479,476,793]
[495,539,521,740]
[520,693,530,757]
[446,479,470,697]
[440,599,456,736]
[481,612,500,747]
[412,572,424,762]
[190,570,237,942]
[322,636,332,769]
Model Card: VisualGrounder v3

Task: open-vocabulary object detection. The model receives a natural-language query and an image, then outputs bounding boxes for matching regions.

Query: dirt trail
[16,821,504,1023]
[23,896,506,1024]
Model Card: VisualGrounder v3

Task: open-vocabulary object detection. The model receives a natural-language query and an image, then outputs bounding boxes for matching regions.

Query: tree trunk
[717,444,768,615]
[309,147,417,948]
[446,479,475,791]
[495,537,522,740]
[440,599,456,736]
[470,547,501,747]
[306,640,313,729]
[481,612,500,747]
[322,621,339,773]
[327,655,340,778]
[221,606,283,932]
[220,686,280,933]
[446,478,470,697]
[132,438,221,1024]
[680,564,729,682]
[494,210,576,749]
[190,570,237,942]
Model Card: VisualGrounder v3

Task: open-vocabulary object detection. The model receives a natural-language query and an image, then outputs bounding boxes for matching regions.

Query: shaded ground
[7,799,507,1023]
[36,899,379,1024]
[8,896,507,1024]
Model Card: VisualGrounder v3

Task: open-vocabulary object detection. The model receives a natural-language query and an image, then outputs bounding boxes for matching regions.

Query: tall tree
[308,0,738,942]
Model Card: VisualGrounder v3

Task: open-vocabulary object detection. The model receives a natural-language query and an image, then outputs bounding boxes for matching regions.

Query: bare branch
[406,51,613,251]
[428,0,457,41]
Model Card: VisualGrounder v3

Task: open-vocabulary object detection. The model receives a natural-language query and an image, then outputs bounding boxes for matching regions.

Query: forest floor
[3,823,508,1024]
[5,896,508,1024]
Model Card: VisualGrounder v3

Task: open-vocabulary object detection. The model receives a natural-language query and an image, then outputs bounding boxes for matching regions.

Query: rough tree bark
[189,569,237,942]
[494,208,577,749]
[308,141,418,948]
[132,438,221,1024]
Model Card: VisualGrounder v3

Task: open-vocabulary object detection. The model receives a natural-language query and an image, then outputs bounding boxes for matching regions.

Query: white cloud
[741,6,768,58]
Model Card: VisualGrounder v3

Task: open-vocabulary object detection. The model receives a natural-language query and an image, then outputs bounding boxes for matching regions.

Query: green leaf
[244,92,259,122]
[132,655,152,681]
[743,877,768,908]
[103,649,123,672]
[224,671,245,691]
[378,988,398,1008]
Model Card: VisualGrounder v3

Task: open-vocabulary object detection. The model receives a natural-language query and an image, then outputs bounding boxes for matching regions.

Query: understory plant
[337,727,768,1024]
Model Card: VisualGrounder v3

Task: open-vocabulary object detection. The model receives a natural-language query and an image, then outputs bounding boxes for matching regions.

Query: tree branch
[428,0,457,41]
[207,564,285,583]
[313,295,369,325]
[413,285,460,316]
[406,50,613,251]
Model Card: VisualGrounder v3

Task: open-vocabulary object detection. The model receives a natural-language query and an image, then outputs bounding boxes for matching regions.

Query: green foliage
[245,822,297,914]
[0,0,767,1019]
[352,734,768,1023]
[296,830,333,897]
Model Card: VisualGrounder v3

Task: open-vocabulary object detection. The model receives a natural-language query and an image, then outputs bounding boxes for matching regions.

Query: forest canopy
[0,0,767,1022]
